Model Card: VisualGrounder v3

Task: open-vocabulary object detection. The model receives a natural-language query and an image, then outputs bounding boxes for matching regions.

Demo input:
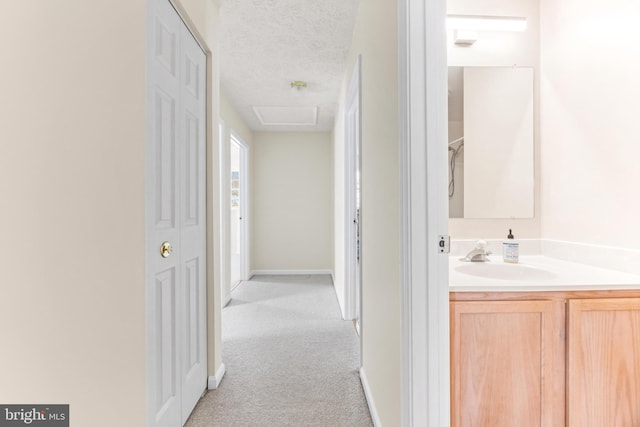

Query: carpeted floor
[185,274,373,427]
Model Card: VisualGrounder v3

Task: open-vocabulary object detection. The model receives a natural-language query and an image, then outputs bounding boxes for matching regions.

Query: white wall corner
[207,363,226,390]
[360,367,381,427]
[329,272,349,320]
[224,294,232,307]
[337,290,350,321]
[339,300,349,321]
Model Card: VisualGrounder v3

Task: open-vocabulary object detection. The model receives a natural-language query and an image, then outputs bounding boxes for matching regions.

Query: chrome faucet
[461,240,492,262]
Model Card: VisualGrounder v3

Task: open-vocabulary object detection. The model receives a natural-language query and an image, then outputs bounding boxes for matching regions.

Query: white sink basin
[450,255,640,291]
[454,262,557,281]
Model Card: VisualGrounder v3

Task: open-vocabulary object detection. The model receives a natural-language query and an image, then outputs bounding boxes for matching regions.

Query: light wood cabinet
[567,297,640,426]
[450,300,564,427]
[450,291,640,427]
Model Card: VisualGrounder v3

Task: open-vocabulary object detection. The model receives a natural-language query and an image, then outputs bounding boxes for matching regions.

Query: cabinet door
[567,297,640,427]
[451,300,564,427]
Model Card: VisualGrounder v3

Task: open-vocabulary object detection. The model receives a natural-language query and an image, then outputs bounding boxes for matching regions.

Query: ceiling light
[290,81,308,91]
[446,15,527,32]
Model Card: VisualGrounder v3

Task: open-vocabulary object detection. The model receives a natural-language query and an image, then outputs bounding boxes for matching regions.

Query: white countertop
[450,255,640,292]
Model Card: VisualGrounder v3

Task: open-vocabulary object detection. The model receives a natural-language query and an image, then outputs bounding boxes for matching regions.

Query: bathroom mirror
[448,66,534,219]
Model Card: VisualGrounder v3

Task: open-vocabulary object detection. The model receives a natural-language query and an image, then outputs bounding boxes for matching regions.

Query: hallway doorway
[229,134,248,291]
[215,1,370,425]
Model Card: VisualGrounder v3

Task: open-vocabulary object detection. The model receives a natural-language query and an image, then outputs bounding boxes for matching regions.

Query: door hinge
[438,235,450,254]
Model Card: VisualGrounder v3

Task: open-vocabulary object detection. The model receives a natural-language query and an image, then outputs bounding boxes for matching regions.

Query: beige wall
[447,0,542,239]
[337,0,402,423]
[251,132,333,271]
[539,0,640,248]
[220,93,253,303]
[0,1,146,425]
[221,93,253,146]
[0,1,221,425]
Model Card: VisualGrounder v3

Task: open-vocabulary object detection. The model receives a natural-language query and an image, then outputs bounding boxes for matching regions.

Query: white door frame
[219,119,229,307]
[230,132,249,284]
[344,55,362,323]
[398,0,450,426]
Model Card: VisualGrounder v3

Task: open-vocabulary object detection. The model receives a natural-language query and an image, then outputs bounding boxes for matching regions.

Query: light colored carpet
[185,274,373,427]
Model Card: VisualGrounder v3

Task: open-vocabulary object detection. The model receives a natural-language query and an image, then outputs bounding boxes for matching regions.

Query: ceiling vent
[252,106,318,126]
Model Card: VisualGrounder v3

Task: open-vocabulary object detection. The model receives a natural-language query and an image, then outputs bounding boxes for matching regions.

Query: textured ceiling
[219,0,360,132]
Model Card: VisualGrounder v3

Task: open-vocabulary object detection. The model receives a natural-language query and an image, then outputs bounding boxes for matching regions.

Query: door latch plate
[438,235,450,254]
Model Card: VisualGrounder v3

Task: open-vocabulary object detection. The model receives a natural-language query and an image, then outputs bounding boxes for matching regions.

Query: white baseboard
[231,280,242,292]
[359,367,381,427]
[250,269,333,276]
[207,363,226,390]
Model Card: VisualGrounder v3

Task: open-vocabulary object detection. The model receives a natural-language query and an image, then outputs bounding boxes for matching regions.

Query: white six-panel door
[146,1,207,426]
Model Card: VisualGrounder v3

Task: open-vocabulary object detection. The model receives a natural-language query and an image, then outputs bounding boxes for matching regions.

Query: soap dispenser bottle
[503,229,519,263]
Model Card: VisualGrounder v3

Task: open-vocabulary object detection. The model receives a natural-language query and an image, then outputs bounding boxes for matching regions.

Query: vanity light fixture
[447,15,526,46]
[446,15,527,32]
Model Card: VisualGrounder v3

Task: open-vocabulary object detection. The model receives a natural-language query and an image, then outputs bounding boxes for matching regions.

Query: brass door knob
[160,241,173,258]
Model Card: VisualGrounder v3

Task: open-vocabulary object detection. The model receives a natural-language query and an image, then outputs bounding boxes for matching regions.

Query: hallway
[185,275,373,426]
